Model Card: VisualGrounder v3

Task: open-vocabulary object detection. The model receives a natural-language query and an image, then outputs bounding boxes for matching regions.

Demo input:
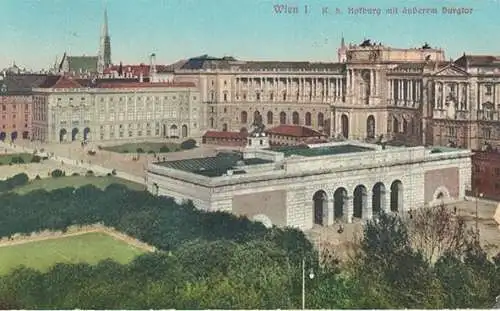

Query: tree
[180,139,196,150]
[407,204,470,263]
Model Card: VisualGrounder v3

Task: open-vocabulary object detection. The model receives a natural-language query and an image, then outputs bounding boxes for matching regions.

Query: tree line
[0,181,498,309]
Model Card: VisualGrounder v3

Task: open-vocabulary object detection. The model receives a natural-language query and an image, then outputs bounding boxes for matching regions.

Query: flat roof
[269,144,374,157]
[154,151,273,177]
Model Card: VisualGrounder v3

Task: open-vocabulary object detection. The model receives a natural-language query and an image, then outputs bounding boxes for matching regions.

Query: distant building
[58,9,111,77]
[0,73,49,141]
[472,149,500,200]
[202,131,247,147]
[265,125,327,146]
[32,76,202,143]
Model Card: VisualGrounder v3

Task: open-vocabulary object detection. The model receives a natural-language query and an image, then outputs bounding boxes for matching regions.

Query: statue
[494,203,500,230]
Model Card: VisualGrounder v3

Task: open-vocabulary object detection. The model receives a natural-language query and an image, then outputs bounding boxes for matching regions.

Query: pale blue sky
[0,0,498,70]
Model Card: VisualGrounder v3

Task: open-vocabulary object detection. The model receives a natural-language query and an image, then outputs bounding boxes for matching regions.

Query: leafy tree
[51,169,64,178]
[180,139,196,150]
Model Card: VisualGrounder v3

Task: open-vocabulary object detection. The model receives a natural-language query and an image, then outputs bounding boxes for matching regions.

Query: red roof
[203,131,247,139]
[103,64,169,77]
[51,76,83,89]
[266,125,323,138]
[96,82,195,88]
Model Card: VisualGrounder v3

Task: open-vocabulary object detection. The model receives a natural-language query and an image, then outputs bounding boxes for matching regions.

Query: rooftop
[155,151,273,177]
[269,144,374,157]
[266,125,323,138]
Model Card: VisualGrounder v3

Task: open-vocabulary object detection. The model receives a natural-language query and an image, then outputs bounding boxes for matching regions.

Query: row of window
[445,127,492,139]
[1,104,29,111]
[1,114,29,120]
[1,123,28,129]
[57,95,195,102]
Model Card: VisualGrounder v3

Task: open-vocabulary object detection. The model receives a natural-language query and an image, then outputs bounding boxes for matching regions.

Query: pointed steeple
[98,7,112,74]
[101,8,109,38]
[340,33,345,47]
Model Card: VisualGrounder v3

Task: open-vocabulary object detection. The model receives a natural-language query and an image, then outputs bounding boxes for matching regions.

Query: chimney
[150,53,157,82]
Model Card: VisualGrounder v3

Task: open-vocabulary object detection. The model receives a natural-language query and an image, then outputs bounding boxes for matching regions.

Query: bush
[34,174,41,180]
[85,170,94,177]
[136,148,144,153]
[97,145,103,150]
[31,155,41,163]
[51,169,64,178]
[87,150,96,156]
[106,173,112,176]
[148,150,155,154]
[111,169,117,176]
[72,172,80,176]
[180,139,197,150]
[159,146,170,153]
[121,149,129,154]
[7,173,29,188]
[10,156,25,164]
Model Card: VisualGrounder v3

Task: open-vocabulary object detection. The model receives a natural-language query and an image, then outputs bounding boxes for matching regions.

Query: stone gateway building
[146,138,471,231]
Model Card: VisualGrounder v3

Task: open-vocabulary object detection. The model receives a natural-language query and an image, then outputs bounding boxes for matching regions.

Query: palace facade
[31,76,202,143]
[148,39,500,151]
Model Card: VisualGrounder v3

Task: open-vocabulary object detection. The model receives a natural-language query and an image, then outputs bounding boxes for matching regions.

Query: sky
[0,0,499,70]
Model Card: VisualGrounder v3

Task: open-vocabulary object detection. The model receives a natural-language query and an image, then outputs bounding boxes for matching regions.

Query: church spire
[101,8,109,38]
[98,7,111,74]
[341,33,345,47]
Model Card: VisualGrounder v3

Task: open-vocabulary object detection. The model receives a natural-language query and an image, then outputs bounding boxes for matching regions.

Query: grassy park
[101,142,181,154]
[0,232,146,275]
[12,175,145,195]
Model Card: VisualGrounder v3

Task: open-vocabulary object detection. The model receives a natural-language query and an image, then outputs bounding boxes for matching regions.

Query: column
[400,80,403,105]
[364,191,373,220]
[336,78,340,98]
[385,191,392,213]
[327,199,334,226]
[344,195,353,224]
[370,70,374,97]
[457,83,461,110]
[346,71,351,95]
[434,82,438,109]
[329,109,334,138]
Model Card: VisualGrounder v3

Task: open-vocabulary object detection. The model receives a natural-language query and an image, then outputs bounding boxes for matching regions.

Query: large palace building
[148,39,500,151]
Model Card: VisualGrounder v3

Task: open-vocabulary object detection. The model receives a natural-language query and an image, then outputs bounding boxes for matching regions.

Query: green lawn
[0,232,146,275]
[12,175,145,195]
[0,153,33,165]
[102,142,181,154]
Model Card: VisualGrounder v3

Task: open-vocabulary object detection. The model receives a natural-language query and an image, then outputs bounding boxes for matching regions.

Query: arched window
[241,111,248,124]
[267,111,273,125]
[209,118,214,128]
[283,92,287,101]
[317,113,324,127]
[292,111,299,125]
[280,111,286,124]
[305,112,311,126]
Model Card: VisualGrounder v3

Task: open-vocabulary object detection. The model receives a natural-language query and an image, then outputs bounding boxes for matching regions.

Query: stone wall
[232,190,287,227]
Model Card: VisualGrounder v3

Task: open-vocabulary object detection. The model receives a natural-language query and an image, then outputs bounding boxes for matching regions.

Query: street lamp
[302,257,315,310]
[476,192,483,233]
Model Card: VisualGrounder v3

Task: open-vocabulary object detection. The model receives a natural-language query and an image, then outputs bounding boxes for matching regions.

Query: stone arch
[83,127,91,141]
[333,187,348,221]
[390,180,403,212]
[209,117,214,128]
[71,128,79,141]
[292,111,299,125]
[341,114,349,139]
[312,190,328,226]
[10,131,18,141]
[367,115,375,139]
[267,111,273,125]
[181,124,188,138]
[317,112,324,127]
[241,111,248,124]
[59,128,67,142]
[222,123,228,132]
[393,117,399,133]
[169,124,179,137]
[305,112,312,126]
[372,182,386,215]
[279,111,286,125]
[252,214,272,228]
[353,185,368,219]
[163,124,167,136]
